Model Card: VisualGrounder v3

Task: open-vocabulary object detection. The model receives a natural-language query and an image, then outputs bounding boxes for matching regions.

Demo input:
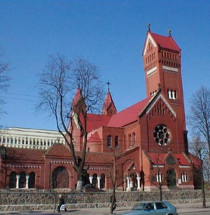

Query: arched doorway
[9,172,16,188]
[52,166,69,188]
[92,174,97,188]
[29,172,35,188]
[130,172,137,191]
[19,172,26,188]
[166,169,176,188]
[100,174,105,189]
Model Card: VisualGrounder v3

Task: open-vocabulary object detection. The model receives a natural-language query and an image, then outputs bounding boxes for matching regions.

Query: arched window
[92,174,97,188]
[181,171,187,182]
[29,172,35,188]
[107,135,112,148]
[9,172,16,188]
[100,174,105,189]
[19,172,26,188]
[115,136,119,148]
[52,166,69,188]
[128,134,131,147]
[132,133,136,146]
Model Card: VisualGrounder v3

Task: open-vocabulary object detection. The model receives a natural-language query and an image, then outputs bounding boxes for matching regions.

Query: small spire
[147,23,151,31]
[106,81,111,93]
[168,29,172,37]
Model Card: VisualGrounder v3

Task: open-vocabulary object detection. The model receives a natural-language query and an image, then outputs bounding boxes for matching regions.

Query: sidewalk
[0,202,210,215]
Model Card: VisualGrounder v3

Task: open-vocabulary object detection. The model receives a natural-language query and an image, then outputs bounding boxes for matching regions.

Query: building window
[107,135,112,148]
[100,174,105,189]
[167,89,177,100]
[9,172,17,188]
[154,124,171,146]
[156,174,162,182]
[115,136,119,148]
[92,174,97,188]
[128,134,131,147]
[132,133,136,146]
[19,172,26,188]
[181,172,187,182]
[29,172,35,188]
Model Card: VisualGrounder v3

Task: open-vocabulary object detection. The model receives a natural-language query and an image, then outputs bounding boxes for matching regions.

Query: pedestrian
[57,194,66,212]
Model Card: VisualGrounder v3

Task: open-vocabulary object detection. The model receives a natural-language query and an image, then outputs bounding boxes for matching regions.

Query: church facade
[0,30,201,191]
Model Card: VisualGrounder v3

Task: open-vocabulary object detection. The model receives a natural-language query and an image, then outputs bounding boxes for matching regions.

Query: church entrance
[166,169,176,188]
[129,172,137,191]
[52,166,69,188]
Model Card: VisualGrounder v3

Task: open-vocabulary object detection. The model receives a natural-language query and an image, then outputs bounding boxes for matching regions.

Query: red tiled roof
[188,153,201,168]
[147,152,190,166]
[45,144,72,157]
[150,32,180,51]
[107,97,151,127]
[174,154,189,166]
[88,132,101,143]
[147,152,166,165]
[87,114,111,132]
[5,148,45,161]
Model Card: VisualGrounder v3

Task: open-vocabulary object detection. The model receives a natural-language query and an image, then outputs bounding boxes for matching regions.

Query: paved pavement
[0,202,210,215]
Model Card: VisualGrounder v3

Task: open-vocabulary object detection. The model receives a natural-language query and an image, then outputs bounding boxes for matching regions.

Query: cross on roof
[106,81,111,93]
[147,23,151,31]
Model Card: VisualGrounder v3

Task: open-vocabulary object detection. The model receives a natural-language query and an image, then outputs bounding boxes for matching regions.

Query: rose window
[154,124,170,145]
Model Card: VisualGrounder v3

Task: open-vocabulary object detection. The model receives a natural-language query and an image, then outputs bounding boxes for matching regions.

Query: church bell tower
[142,26,187,152]
[143,26,186,129]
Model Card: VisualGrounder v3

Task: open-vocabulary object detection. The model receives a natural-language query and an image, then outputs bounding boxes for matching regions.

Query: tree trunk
[110,189,116,214]
[202,174,206,208]
[159,183,162,201]
[201,161,206,208]
[76,179,83,192]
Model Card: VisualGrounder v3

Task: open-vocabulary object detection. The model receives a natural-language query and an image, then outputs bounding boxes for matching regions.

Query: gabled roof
[86,91,175,130]
[188,153,201,168]
[143,31,180,55]
[87,114,111,132]
[107,97,152,127]
[140,92,176,118]
[88,131,101,143]
[45,143,72,157]
[102,92,117,115]
[147,152,190,166]
[151,32,180,51]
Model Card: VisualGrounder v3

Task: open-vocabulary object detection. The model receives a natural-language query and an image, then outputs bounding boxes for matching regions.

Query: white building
[0,127,65,150]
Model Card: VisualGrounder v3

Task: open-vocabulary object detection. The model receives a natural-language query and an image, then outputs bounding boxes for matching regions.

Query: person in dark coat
[57,194,66,212]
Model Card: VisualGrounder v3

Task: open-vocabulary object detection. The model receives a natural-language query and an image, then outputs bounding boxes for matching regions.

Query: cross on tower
[106,81,111,93]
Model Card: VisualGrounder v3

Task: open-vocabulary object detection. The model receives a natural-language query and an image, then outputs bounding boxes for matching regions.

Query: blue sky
[0,0,210,138]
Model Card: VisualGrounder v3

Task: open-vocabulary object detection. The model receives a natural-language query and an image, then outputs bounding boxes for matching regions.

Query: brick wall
[0,189,209,211]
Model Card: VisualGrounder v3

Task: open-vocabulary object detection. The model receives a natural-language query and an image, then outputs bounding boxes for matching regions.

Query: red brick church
[0,29,201,191]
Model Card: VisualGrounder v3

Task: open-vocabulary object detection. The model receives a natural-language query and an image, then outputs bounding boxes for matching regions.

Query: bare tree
[189,137,209,208]
[188,86,210,158]
[0,56,9,116]
[38,54,103,191]
[149,153,165,201]
[109,152,121,214]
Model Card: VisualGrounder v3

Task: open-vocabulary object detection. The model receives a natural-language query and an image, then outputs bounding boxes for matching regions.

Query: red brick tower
[142,27,187,153]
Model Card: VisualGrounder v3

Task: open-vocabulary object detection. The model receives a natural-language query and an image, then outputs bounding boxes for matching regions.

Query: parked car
[121,201,178,215]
